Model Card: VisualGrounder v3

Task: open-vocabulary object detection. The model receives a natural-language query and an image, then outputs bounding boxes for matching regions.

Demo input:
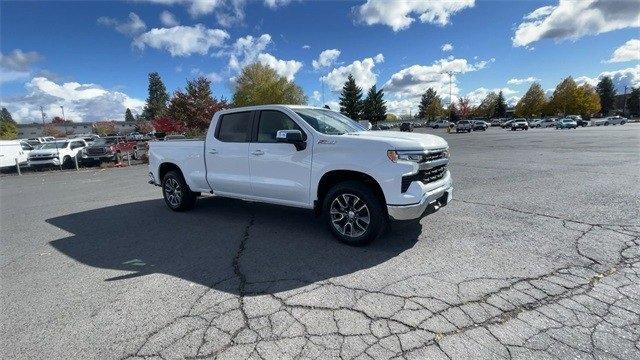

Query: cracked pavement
[1,125,639,359]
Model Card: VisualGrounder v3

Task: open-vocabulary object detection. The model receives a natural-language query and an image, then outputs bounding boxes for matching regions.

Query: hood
[30,149,60,156]
[341,131,448,150]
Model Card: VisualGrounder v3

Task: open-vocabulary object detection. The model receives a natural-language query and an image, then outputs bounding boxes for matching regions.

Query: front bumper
[28,158,61,166]
[387,181,453,221]
[81,154,115,162]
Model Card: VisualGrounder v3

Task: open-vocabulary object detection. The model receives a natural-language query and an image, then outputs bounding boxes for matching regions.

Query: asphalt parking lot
[1,125,639,359]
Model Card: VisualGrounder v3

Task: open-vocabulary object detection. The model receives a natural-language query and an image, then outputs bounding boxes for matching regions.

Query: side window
[257,110,305,143]
[216,112,252,142]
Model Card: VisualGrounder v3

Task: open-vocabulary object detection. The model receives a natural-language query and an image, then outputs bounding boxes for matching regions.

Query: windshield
[294,108,364,135]
[40,141,68,149]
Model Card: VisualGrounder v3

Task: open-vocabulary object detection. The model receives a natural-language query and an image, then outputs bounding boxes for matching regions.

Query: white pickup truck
[148,105,453,245]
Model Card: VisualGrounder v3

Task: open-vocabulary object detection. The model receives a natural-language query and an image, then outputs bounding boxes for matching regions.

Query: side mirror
[276,130,306,151]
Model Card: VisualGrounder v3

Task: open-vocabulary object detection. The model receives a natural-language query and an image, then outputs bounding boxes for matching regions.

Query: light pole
[40,106,46,136]
[60,105,67,136]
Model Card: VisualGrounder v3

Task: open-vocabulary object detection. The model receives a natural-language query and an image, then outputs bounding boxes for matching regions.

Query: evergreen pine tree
[339,75,363,120]
[0,107,19,140]
[418,88,441,120]
[596,76,616,115]
[142,72,169,121]
[628,87,640,117]
[494,91,507,118]
[125,108,135,122]
[362,85,387,123]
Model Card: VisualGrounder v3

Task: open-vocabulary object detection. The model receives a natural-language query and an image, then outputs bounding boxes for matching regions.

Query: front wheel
[162,170,197,211]
[323,181,386,246]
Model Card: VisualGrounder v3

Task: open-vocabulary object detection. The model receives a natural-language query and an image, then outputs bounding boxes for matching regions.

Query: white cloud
[98,12,147,35]
[0,49,43,72]
[256,53,303,80]
[133,24,229,56]
[139,0,293,25]
[227,34,272,71]
[575,65,640,92]
[522,5,555,20]
[190,67,223,82]
[0,77,144,123]
[382,57,494,114]
[507,77,539,85]
[355,0,475,31]
[465,87,518,106]
[321,54,384,92]
[139,0,223,17]
[312,49,341,70]
[160,10,179,27]
[264,0,292,8]
[441,43,453,52]
[0,49,43,84]
[513,0,640,47]
[384,57,493,98]
[607,39,640,63]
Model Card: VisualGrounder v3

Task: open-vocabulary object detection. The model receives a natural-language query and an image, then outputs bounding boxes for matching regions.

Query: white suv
[28,138,87,168]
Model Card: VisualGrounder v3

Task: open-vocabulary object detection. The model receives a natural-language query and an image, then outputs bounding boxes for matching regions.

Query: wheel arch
[315,169,386,213]
[158,162,183,184]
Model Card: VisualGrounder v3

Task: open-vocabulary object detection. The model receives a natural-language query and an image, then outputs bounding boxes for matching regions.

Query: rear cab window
[216,112,252,142]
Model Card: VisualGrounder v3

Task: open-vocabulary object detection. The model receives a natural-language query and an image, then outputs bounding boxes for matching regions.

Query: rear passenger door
[248,110,312,206]
[205,111,253,197]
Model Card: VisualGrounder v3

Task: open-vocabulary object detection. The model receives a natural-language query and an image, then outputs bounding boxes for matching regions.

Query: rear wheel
[323,181,386,246]
[162,170,197,211]
[62,156,73,169]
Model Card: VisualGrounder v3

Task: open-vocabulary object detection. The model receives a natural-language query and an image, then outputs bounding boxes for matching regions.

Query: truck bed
[148,139,209,192]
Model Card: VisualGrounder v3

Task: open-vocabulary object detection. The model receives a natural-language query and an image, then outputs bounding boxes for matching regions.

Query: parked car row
[1,134,151,171]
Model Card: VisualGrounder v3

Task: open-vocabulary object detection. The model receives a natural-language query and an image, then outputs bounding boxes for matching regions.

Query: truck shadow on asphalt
[47,197,422,294]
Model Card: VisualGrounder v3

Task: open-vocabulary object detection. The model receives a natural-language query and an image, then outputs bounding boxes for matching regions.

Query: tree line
[1,64,639,140]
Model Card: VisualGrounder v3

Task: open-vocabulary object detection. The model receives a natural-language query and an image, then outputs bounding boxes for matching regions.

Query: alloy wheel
[164,178,182,207]
[330,193,370,238]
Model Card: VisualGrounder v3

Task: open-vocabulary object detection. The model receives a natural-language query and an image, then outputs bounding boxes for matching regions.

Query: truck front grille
[401,164,448,192]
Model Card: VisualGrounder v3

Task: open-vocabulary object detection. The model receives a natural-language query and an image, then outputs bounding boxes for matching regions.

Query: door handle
[251,150,264,156]
[208,149,218,154]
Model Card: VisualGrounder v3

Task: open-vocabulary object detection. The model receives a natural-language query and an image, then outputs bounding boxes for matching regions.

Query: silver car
[456,120,472,133]
[594,116,628,126]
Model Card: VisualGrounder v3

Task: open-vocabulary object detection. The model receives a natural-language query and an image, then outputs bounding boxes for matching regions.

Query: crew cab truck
[148,105,453,245]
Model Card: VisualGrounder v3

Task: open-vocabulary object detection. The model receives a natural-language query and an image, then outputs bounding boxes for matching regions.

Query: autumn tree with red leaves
[457,98,472,119]
[168,76,228,131]
[152,117,184,134]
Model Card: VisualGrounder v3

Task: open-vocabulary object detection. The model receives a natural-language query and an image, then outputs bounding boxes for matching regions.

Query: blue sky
[1,0,638,122]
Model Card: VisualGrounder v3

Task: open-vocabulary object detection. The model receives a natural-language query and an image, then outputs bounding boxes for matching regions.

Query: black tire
[323,180,386,246]
[162,170,197,211]
[62,156,73,169]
